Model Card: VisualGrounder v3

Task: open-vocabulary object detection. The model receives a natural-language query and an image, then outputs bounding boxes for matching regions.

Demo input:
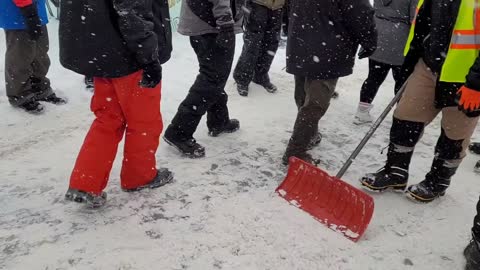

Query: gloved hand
[50,0,60,8]
[457,85,480,113]
[216,24,235,49]
[358,46,376,59]
[139,60,162,88]
[19,4,43,40]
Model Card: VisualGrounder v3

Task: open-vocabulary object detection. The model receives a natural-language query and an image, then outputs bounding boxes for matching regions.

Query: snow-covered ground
[1,21,480,270]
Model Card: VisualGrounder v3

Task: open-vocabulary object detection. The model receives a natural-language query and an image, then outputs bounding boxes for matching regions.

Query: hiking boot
[164,135,206,158]
[465,238,480,270]
[237,84,249,97]
[18,100,45,114]
[254,80,277,93]
[406,173,450,203]
[37,93,68,105]
[65,188,107,208]
[354,102,373,125]
[470,143,480,155]
[360,166,409,192]
[475,161,480,173]
[307,132,322,150]
[84,76,94,89]
[208,119,240,137]
[282,152,320,166]
[123,168,174,192]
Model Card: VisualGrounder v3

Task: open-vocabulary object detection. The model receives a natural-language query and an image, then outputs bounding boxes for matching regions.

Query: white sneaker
[354,102,374,125]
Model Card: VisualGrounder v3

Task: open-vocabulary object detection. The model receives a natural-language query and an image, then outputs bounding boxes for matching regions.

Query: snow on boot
[282,152,320,166]
[465,238,480,270]
[164,135,206,158]
[360,166,408,192]
[255,80,278,93]
[38,93,68,105]
[65,188,107,208]
[470,143,480,155]
[18,100,45,114]
[307,132,322,150]
[237,83,249,97]
[123,168,174,192]
[208,119,240,137]
[354,102,374,125]
[406,173,450,203]
[475,161,480,173]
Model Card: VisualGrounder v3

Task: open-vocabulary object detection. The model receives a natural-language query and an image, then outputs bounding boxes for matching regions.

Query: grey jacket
[178,0,245,36]
[251,0,285,10]
[369,0,418,66]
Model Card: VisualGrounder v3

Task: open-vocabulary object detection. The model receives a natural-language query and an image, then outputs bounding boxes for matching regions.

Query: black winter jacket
[286,0,377,80]
[402,0,480,116]
[59,0,172,78]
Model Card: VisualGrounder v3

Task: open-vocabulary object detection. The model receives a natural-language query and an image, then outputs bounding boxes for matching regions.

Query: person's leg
[31,26,53,99]
[233,3,268,90]
[4,29,37,107]
[283,77,338,164]
[294,75,306,110]
[406,107,479,202]
[361,59,441,192]
[359,59,391,104]
[391,64,404,94]
[69,77,126,195]
[252,7,282,92]
[112,71,167,190]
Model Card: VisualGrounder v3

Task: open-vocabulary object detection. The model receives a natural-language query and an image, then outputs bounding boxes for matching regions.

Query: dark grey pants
[285,76,338,156]
[4,26,52,106]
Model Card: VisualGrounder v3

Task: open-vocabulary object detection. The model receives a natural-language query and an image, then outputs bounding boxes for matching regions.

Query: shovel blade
[276,157,374,242]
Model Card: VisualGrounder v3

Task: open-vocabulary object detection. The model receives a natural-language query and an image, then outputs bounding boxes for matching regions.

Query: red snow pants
[69,71,162,195]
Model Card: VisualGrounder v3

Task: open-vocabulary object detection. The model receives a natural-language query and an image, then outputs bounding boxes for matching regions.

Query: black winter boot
[282,152,320,166]
[18,100,45,114]
[123,168,174,192]
[65,189,107,208]
[237,84,249,97]
[38,93,68,105]
[470,143,480,155]
[84,76,94,89]
[307,132,322,150]
[164,135,206,158]
[208,119,240,137]
[465,237,480,270]
[406,158,458,203]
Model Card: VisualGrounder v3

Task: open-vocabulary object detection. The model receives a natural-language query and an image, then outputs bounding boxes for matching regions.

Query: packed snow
[1,21,480,270]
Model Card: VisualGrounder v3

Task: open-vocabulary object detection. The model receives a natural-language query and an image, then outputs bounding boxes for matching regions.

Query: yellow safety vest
[404,0,480,83]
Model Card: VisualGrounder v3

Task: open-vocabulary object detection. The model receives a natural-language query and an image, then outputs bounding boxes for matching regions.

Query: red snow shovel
[276,83,408,242]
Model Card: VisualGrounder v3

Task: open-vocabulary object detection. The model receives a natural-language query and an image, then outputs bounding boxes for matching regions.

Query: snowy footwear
[37,93,68,105]
[237,84,249,97]
[254,80,278,93]
[84,76,94,89]
[18,100,45,114]
[470,143,480,155]
[208,119,240,137]
[354,102,373,125]
[164,135,206,158]
[65,188,107,208]
[475,161,480,173]
[406,173,450,203]
[360,166,408,192]
[282,152,320,166]
[307,132,323,150]
[465,239,480,270]
[123,168,174,192]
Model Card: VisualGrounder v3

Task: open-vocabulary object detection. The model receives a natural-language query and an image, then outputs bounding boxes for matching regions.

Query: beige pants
[394,59,479,158]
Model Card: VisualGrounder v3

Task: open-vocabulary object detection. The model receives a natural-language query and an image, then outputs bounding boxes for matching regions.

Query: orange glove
[457,86,480,112]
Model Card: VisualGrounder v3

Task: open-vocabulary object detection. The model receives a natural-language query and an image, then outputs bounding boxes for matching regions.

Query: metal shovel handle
[335,82,408,178]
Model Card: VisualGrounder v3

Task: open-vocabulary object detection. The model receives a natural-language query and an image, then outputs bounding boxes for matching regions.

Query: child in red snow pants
[69,71,162,195]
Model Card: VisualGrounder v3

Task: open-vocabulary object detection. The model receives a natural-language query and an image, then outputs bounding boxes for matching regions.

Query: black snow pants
[360,59,403,104]
[473,198,480,241]
[165,34,235,141]
[233,2,282,86]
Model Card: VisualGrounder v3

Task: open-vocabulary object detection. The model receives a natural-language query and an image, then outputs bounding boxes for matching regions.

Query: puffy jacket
[177,0,246,36]
[252,0,284,10]
[59,0,172,78]
[0,0,48,30]
[286,0,377,80]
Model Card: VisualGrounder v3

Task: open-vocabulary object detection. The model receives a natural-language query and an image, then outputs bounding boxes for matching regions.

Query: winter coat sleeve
[465,56,480,91]
[208,0,235,27]
[338,0,377,51]
[112,0,159,66]
[12,0,33,7]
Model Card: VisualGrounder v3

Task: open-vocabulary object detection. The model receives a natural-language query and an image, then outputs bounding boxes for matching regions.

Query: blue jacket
[0,0,49,30]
